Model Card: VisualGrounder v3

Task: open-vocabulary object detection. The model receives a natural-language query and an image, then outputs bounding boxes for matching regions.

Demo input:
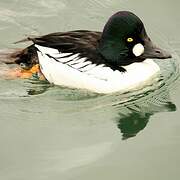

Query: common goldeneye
[11,11,171,93]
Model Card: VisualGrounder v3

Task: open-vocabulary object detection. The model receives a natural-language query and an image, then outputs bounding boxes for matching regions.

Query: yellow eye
[127,37,133,42]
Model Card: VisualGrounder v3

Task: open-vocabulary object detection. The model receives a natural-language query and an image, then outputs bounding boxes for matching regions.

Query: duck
[7,11,172,94]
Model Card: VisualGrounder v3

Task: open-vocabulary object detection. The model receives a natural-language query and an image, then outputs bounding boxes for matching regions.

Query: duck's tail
[0,45,40,79]
[0,45,38,69]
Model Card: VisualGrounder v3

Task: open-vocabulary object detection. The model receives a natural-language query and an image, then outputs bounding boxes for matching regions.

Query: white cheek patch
[132,43,144,57]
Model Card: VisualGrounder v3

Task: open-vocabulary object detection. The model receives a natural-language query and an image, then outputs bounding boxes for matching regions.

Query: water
[0,0,180,180]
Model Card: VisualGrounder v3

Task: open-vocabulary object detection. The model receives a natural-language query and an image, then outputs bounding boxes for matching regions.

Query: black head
[98,11,171,66]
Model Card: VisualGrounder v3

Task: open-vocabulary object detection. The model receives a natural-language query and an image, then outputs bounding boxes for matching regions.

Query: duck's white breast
[36,45,160,94]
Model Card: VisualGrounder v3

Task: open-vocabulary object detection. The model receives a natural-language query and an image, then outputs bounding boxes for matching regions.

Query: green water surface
[0,0,180,180]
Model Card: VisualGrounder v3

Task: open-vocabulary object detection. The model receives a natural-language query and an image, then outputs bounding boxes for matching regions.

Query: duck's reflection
[117,110,150,140]
[115,90,176,140]
[25,78,176,141]
[25,79,51,95]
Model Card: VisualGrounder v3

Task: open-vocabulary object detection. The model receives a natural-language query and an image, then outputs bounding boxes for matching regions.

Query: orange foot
[7,64,45,80]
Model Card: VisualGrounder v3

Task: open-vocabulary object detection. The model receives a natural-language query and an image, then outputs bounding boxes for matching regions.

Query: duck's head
[98,11,171,66]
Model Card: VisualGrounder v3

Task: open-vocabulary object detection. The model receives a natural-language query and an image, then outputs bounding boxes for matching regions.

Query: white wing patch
[56,53,80,63]
[35,45,113,79]
[35,45,160,94]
